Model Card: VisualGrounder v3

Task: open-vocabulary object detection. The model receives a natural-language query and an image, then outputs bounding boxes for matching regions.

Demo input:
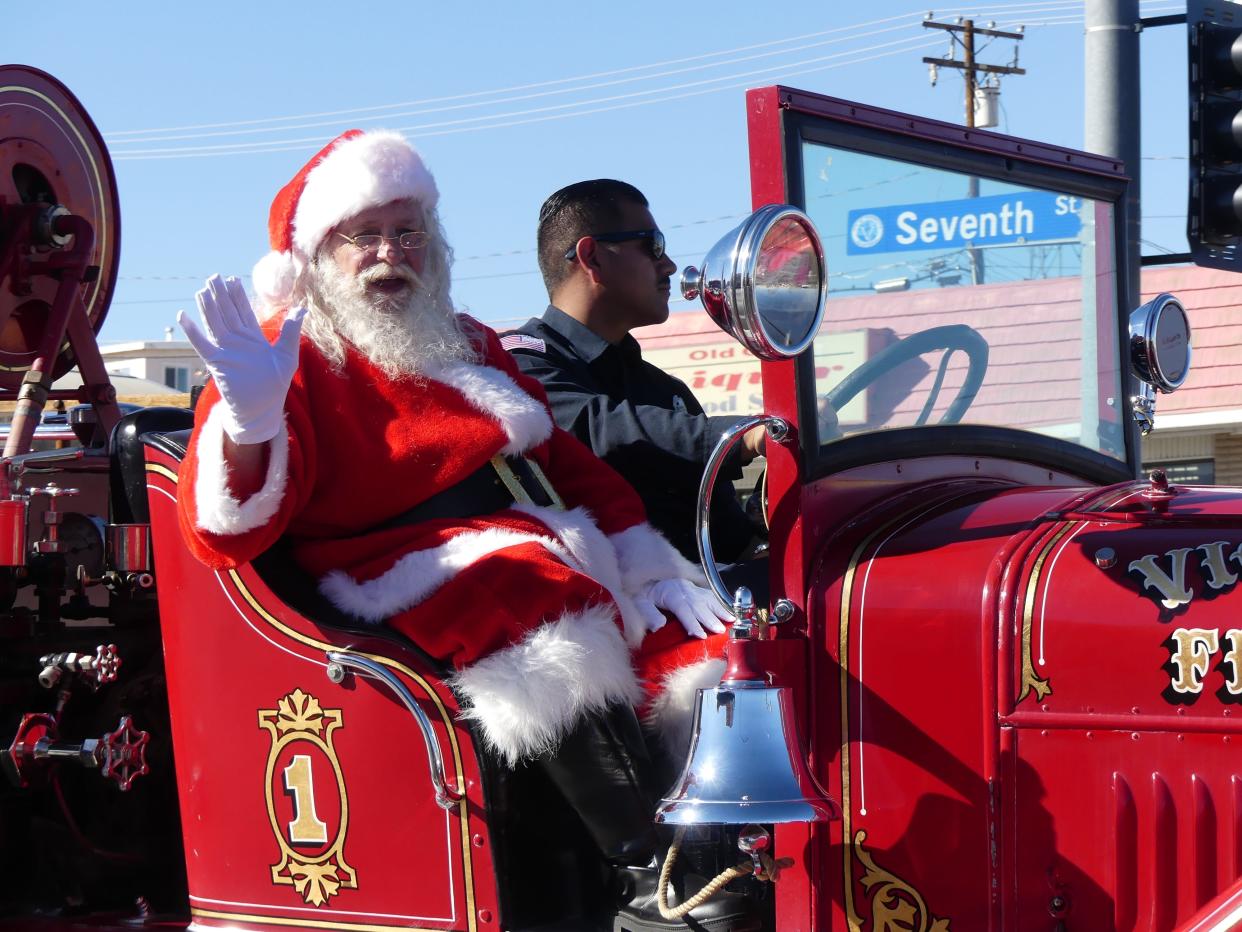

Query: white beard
[301,246,478,380]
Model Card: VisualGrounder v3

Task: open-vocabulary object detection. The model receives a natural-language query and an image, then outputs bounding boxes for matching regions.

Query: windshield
[801,139,1125,462]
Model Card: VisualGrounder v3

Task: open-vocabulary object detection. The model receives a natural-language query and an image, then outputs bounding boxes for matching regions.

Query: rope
[656,826,794,921]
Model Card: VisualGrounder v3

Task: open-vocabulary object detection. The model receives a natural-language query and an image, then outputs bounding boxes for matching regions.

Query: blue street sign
[846,191,1083,255]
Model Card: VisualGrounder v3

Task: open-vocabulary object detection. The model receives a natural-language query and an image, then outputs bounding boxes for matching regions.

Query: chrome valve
[27,483,80,555]
[99,716,150,791]
[7,713,150,791]
[38,644,120,690]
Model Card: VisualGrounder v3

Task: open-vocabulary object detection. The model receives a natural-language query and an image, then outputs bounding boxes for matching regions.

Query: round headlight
[1129,293,1191,393]
[681,205,827,360]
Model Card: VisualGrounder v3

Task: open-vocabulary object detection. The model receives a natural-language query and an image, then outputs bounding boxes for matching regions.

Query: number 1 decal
[283,753,329,845]
[261,689,356,905]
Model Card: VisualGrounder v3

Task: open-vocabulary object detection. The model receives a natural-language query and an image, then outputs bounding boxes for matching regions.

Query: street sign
[846,191,1083,255]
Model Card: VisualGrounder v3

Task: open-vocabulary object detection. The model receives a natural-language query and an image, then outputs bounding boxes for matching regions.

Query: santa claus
[176,129,739,927]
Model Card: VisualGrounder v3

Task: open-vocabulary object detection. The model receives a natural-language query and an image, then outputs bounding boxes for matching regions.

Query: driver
[174,130,746,928]
[504,180,767,583]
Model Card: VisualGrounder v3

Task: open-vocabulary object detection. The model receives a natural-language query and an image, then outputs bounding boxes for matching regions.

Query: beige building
[99,334,204,393]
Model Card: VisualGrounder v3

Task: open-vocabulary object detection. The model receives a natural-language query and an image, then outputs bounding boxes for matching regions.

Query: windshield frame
[748,87,1135,486]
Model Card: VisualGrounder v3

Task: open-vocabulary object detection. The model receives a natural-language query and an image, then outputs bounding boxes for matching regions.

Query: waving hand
[178,275,305,444]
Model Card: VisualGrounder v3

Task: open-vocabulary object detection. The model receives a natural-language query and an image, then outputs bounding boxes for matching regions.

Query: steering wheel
[745,324,988,529]
[823,324,989,432]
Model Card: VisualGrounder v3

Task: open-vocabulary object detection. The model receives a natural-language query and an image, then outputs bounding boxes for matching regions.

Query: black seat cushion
[110,408,196,523]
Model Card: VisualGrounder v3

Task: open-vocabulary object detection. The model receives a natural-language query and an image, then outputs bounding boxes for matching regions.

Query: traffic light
[1189,5,1242,269]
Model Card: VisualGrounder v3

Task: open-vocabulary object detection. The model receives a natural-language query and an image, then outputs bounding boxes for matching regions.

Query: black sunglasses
[564,229,666,262]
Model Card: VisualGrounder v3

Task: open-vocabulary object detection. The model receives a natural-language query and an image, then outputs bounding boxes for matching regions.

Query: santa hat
[251,129,439,310]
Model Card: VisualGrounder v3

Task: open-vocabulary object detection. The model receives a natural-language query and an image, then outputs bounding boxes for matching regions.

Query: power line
[107,22,927,145]
[104,4,1080,140]
[111,34,950,160]
[106,2,1130,159]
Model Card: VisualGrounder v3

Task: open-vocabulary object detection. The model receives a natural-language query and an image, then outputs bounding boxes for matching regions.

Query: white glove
[178,274,306,444]
[634,578,731,639]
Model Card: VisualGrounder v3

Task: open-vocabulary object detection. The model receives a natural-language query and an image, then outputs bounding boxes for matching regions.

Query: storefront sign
[643,329,872,423]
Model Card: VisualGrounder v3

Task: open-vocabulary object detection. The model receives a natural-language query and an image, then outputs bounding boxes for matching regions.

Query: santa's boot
[539,704,761,931]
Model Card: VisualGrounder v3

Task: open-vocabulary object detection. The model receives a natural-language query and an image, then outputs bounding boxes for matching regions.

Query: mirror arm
[697,415,789,615]
[1131,382,1156,436]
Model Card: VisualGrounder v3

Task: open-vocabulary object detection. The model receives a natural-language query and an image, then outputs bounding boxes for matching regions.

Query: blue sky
[19,1,1185,343]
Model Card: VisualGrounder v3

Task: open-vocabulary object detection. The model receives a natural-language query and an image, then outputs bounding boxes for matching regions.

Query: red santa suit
[178,318,713,764]
[178,127,729,768]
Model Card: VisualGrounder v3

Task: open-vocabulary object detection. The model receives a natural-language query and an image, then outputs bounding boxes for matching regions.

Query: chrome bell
[655,589,840,826]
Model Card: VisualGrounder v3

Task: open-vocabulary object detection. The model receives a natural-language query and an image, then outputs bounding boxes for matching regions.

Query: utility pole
[924,16,1026,284]
[1084,0,1140,313]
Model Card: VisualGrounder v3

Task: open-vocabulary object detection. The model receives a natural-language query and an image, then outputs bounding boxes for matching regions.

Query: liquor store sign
[643,330,871,422]
[846,191,1083,255]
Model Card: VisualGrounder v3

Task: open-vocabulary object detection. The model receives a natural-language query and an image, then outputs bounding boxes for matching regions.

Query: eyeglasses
[335,230,431,253]
[564,229,666,262]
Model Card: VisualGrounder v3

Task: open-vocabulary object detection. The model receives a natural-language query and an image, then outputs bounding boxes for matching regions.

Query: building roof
[99,339,196,357]
[52,372,176,395]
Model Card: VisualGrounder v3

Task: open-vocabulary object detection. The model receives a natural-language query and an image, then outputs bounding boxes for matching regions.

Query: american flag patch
[501,333,546,353]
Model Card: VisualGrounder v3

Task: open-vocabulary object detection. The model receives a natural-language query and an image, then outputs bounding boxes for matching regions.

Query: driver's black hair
[536,179,648,297]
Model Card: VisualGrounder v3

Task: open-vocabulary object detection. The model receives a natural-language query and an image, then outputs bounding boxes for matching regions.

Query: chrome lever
[325,652,464,810]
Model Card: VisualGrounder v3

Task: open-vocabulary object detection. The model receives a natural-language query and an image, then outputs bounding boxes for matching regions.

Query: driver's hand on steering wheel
[817,398,842,442]
[741,425,767,464]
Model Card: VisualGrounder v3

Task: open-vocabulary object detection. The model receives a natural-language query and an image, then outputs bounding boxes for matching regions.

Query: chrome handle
[325,652,463,810]
[737,823,772,875]
[697,415,791,617]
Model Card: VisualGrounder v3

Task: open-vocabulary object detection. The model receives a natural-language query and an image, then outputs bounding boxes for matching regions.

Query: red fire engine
[2,64,1240,931]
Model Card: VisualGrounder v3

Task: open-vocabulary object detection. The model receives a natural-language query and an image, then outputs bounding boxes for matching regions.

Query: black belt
[374,455,562,531]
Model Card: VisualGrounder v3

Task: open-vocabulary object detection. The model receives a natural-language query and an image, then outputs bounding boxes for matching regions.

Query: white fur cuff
[609,523,706,595]
[450,603,642,767]
[513,504,646,648]
[320,526,577,623]
[192,402,290,536]
[643,657,726,761]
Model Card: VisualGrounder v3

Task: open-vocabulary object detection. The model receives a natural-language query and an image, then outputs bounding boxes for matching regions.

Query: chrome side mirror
[681,205,827,360]
[1128,293,1191,436]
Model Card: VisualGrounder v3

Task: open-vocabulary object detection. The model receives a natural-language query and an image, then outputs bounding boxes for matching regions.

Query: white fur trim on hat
[429,359,553,454]
[251,250,297,314]
[292,131,438,260]
[643,657,726,761]
[192,402,290,536]
[450,602,642,766]
[609,523,706,595]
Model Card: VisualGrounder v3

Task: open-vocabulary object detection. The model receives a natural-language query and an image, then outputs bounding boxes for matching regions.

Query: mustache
[358,264,419,286]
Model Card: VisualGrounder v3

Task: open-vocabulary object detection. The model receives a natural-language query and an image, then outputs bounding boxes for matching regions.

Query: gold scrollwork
[854,831,951,932]
[839,497,968,931]
[259,689,357,906]
[1018,524,1076,703]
